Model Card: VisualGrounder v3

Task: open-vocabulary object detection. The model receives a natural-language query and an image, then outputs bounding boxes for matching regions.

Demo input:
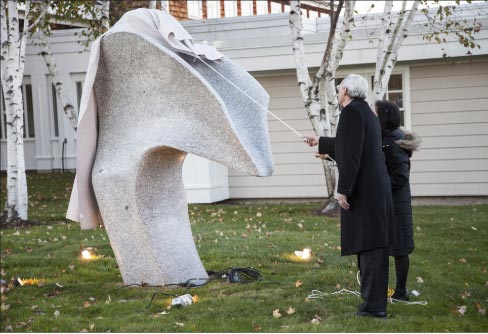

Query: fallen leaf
[80,329,88,333]
[253,324,262,331]
[335,283,341,289]
[175,322,184,327]
[295,280,302,288]
[272,309,282,318]
[416,276,424,284]
[286,306,296,315]
[89,297,95,302]
[256,212,262,217]
[83,301,91,308]
[298,223,304,229]
[1,303,10,311]
[475,302,486,315]
[311,314,321,325]
[471,226,478,231]
[5,325,13,331]
[89,324,95,330]
[54,310,60,318]
[456,305,467,315]
[459,258,467,263]
[157,311,169,315]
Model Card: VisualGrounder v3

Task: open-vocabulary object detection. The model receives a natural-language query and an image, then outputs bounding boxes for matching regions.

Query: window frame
[334,67,411,130]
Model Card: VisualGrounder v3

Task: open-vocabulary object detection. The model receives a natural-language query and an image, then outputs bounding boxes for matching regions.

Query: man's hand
[314,152,329,159]
[303,136,319,147]
[336,193,350,210]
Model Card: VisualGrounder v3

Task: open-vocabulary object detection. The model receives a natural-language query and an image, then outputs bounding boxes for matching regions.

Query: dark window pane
[51,84,59,137]
[388,74,402,90]
[388,92,403,109]
[0,88,4,139]
[25,84,35,138]
[76,81,83,116]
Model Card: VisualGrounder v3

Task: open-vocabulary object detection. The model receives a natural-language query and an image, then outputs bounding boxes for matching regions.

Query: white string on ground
[196,57,304,138]
[389,298,428,305]
[308,289,361,299]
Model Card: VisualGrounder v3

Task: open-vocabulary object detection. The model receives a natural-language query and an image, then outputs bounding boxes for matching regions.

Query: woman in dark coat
[376,100,420,301]
[305,74,395,317]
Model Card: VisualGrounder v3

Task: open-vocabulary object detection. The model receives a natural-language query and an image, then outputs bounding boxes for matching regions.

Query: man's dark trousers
[357,246,389,312]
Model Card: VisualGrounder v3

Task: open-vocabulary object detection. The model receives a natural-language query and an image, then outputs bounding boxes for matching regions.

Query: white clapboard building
[1,3,487,202]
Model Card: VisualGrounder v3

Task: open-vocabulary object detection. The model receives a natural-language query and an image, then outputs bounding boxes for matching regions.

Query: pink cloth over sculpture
[66,8,223,229]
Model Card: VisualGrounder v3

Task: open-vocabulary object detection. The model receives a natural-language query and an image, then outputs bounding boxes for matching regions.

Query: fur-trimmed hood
[396,129,421,153]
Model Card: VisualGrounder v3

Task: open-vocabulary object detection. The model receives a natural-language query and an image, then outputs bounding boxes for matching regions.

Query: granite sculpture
[86,27,273,286]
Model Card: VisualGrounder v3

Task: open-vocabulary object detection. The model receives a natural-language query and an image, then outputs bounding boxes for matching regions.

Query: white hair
[341,74,368,100]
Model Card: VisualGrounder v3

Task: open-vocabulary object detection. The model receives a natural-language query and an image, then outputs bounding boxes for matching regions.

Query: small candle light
[294,248,312,260]
[80,247,96,261]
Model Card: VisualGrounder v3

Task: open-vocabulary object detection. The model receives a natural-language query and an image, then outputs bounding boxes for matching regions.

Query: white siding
[410,60,488,196]
[229,73,329,199]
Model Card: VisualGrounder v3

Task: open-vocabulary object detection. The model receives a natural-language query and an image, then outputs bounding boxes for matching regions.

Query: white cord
[389,298,428,305]
[196,57,304,138]
[308,289,361,299]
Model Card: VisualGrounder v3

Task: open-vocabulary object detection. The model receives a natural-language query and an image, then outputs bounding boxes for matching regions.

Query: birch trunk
[38,29,78,130]
[95,1,110,32]
[289,1,336,201]
[1,0,46,221]
[325,0,355,136]
[373,0,420,100]
[148,1,157,9]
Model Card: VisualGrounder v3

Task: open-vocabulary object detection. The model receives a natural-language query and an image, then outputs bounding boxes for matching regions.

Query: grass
[0,172,487,332]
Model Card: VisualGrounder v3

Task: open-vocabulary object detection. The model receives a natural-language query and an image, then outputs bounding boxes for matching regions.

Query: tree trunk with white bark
[148,1,157,9]
[95,1,110,33]
[1,0,47,222]
[38,28,78,130]
[372,0,420,101]
[289,0,354,215]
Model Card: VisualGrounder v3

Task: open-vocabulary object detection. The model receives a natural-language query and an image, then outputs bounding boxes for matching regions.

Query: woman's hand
[336,193,350,210]
[303,136,319,147]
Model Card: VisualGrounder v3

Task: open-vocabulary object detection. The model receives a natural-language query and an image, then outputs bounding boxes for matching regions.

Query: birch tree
[289,0,355,215]
[1,0,47,221]
[148,1,157,9]
[35,0,78,130]
[289,0,482,215]
[372,1,420,101]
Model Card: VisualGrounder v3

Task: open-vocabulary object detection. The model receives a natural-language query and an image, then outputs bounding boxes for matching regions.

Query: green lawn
[1,172,487,332]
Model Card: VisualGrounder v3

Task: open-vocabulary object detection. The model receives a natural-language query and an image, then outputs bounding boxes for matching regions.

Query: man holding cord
[304,74,395,318]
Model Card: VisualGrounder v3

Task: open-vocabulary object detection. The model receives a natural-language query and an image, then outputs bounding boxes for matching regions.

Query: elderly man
[304,74,394,318]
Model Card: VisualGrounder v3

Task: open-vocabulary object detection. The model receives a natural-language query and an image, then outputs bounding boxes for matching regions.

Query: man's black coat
[319,99,395,256]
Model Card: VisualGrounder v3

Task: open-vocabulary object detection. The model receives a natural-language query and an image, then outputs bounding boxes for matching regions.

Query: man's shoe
[356,311,387,318]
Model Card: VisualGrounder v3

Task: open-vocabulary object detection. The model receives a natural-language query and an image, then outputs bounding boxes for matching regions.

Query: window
[76,81,83,116]
[224,0,237,17]
[371,74,405,125]
[335,73,408,127]
[24,84,35,138]
[0,82,35,139]
[271,2,282,13]
[51,83,60,137]
[0,88,5,140]
[188,0,203,19]
[256,1,268,15]
[207,0,220,18]
[241,0,253,16]
[284,4,291,13]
